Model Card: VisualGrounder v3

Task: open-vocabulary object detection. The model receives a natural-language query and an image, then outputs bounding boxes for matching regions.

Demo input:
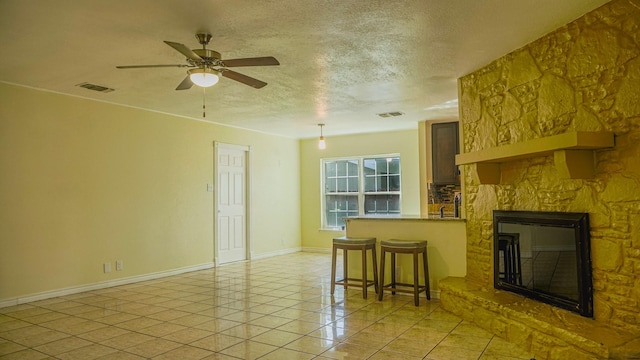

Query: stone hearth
[440,277,640,359]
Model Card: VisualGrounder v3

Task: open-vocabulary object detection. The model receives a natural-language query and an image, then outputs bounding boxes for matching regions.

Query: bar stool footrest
[381,283,428,294]
[336,278,377,289]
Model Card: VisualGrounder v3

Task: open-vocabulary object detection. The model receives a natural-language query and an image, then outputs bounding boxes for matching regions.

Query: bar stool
[378,239,430,306]
[330,236,378,299]
[498,233,522,285]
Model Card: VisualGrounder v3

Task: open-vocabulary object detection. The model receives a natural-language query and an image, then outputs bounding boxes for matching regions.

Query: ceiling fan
[116,33,279,90]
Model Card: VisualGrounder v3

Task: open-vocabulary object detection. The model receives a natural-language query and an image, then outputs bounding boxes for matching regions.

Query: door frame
[213,141,252,266]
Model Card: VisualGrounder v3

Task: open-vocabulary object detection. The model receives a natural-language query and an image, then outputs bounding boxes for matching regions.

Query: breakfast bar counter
[344,215,467,297]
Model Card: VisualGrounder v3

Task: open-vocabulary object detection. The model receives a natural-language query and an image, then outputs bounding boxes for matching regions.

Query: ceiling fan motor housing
[189,49,222,68]
[193,49,221,60]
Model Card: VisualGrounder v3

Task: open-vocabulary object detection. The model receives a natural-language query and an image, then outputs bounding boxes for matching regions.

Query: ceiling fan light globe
[188,69,219,87]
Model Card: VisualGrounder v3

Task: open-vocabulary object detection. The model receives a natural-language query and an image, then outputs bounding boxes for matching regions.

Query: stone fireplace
[439,0,640,358]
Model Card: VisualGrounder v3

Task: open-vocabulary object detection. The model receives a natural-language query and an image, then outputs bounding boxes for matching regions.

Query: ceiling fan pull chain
[203,88,206,118]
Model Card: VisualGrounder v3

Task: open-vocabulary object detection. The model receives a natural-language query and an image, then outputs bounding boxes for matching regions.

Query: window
[322,155,401,229]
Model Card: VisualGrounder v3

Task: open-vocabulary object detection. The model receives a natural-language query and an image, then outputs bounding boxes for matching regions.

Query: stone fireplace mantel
[455,131,614,184]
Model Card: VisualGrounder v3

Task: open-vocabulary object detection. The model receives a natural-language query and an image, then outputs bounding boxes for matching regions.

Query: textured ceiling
[0,0,610,139]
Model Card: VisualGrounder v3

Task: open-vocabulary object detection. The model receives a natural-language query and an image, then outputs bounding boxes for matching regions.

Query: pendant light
[318,124,326,150]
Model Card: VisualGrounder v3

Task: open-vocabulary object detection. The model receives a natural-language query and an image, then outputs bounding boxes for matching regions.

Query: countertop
[344,215,465,222]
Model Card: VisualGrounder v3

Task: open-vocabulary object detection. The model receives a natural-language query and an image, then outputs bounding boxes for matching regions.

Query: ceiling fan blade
[164,41,203,61]
[176,75,193,90]
[116,64,190,69]
[222,56,280,67]
[221,70,268,89]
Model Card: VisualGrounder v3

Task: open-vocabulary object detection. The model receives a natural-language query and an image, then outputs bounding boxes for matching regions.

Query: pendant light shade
[188,68,219,87]
[318,123,326,150]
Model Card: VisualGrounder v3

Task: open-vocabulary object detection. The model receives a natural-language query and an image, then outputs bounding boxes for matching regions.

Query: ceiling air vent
[76,82,115,93]
[377,111,404,118]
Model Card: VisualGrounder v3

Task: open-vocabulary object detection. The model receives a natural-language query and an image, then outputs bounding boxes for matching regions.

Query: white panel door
[216,144,247,264]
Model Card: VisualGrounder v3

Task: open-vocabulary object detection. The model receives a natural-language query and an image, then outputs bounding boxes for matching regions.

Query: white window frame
[320,153,401,230]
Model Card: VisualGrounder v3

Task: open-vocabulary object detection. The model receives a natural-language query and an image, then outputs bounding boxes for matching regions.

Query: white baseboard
[301,247,331,254]
[250,247,301,260]
[0,262,214,309]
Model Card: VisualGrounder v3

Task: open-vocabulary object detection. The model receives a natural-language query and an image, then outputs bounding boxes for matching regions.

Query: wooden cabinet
[432,122,460,184]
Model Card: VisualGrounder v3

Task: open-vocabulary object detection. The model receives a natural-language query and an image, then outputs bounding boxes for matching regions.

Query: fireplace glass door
[493,210,593,317]
[498,224,578,301]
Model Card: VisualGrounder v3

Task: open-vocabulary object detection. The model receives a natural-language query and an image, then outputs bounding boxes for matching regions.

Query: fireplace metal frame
[493,210,593,318]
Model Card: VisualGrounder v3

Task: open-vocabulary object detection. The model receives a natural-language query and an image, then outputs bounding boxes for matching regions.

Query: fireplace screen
[493,210,593,317]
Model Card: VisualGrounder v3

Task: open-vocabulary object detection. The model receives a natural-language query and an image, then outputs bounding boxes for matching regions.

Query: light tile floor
[0,252,536,359]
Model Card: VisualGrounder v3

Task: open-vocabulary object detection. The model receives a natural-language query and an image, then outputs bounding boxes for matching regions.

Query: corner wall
[0,83,301,303]
[459,0,640,333]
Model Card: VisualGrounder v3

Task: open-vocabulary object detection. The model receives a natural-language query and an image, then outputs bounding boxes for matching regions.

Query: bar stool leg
[371,246,379,294]
[378,248,386,301]
[343,248,348,290]
[390,252,396,295]
[331,245,337,295]
[506,242,514,283]
[361,245,368,299]
[412,250,419,306]
[515,241,523,285]
[423,249,431,300]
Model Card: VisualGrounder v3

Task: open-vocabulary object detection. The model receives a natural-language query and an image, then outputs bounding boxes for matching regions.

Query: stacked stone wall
[459,0,640,334]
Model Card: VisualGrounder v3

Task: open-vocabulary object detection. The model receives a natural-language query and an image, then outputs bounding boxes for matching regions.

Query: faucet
[439,205,445,218]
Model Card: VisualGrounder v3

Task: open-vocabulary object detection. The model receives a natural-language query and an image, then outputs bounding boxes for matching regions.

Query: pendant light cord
[203,87,206,118]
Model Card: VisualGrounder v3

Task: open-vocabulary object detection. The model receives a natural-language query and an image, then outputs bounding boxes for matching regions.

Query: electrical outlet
[104,263,111,273]
[116,260,123,271]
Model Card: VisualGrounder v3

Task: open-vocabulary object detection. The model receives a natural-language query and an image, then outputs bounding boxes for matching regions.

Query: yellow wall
[299,130,421,250]
[0,82,301,302]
